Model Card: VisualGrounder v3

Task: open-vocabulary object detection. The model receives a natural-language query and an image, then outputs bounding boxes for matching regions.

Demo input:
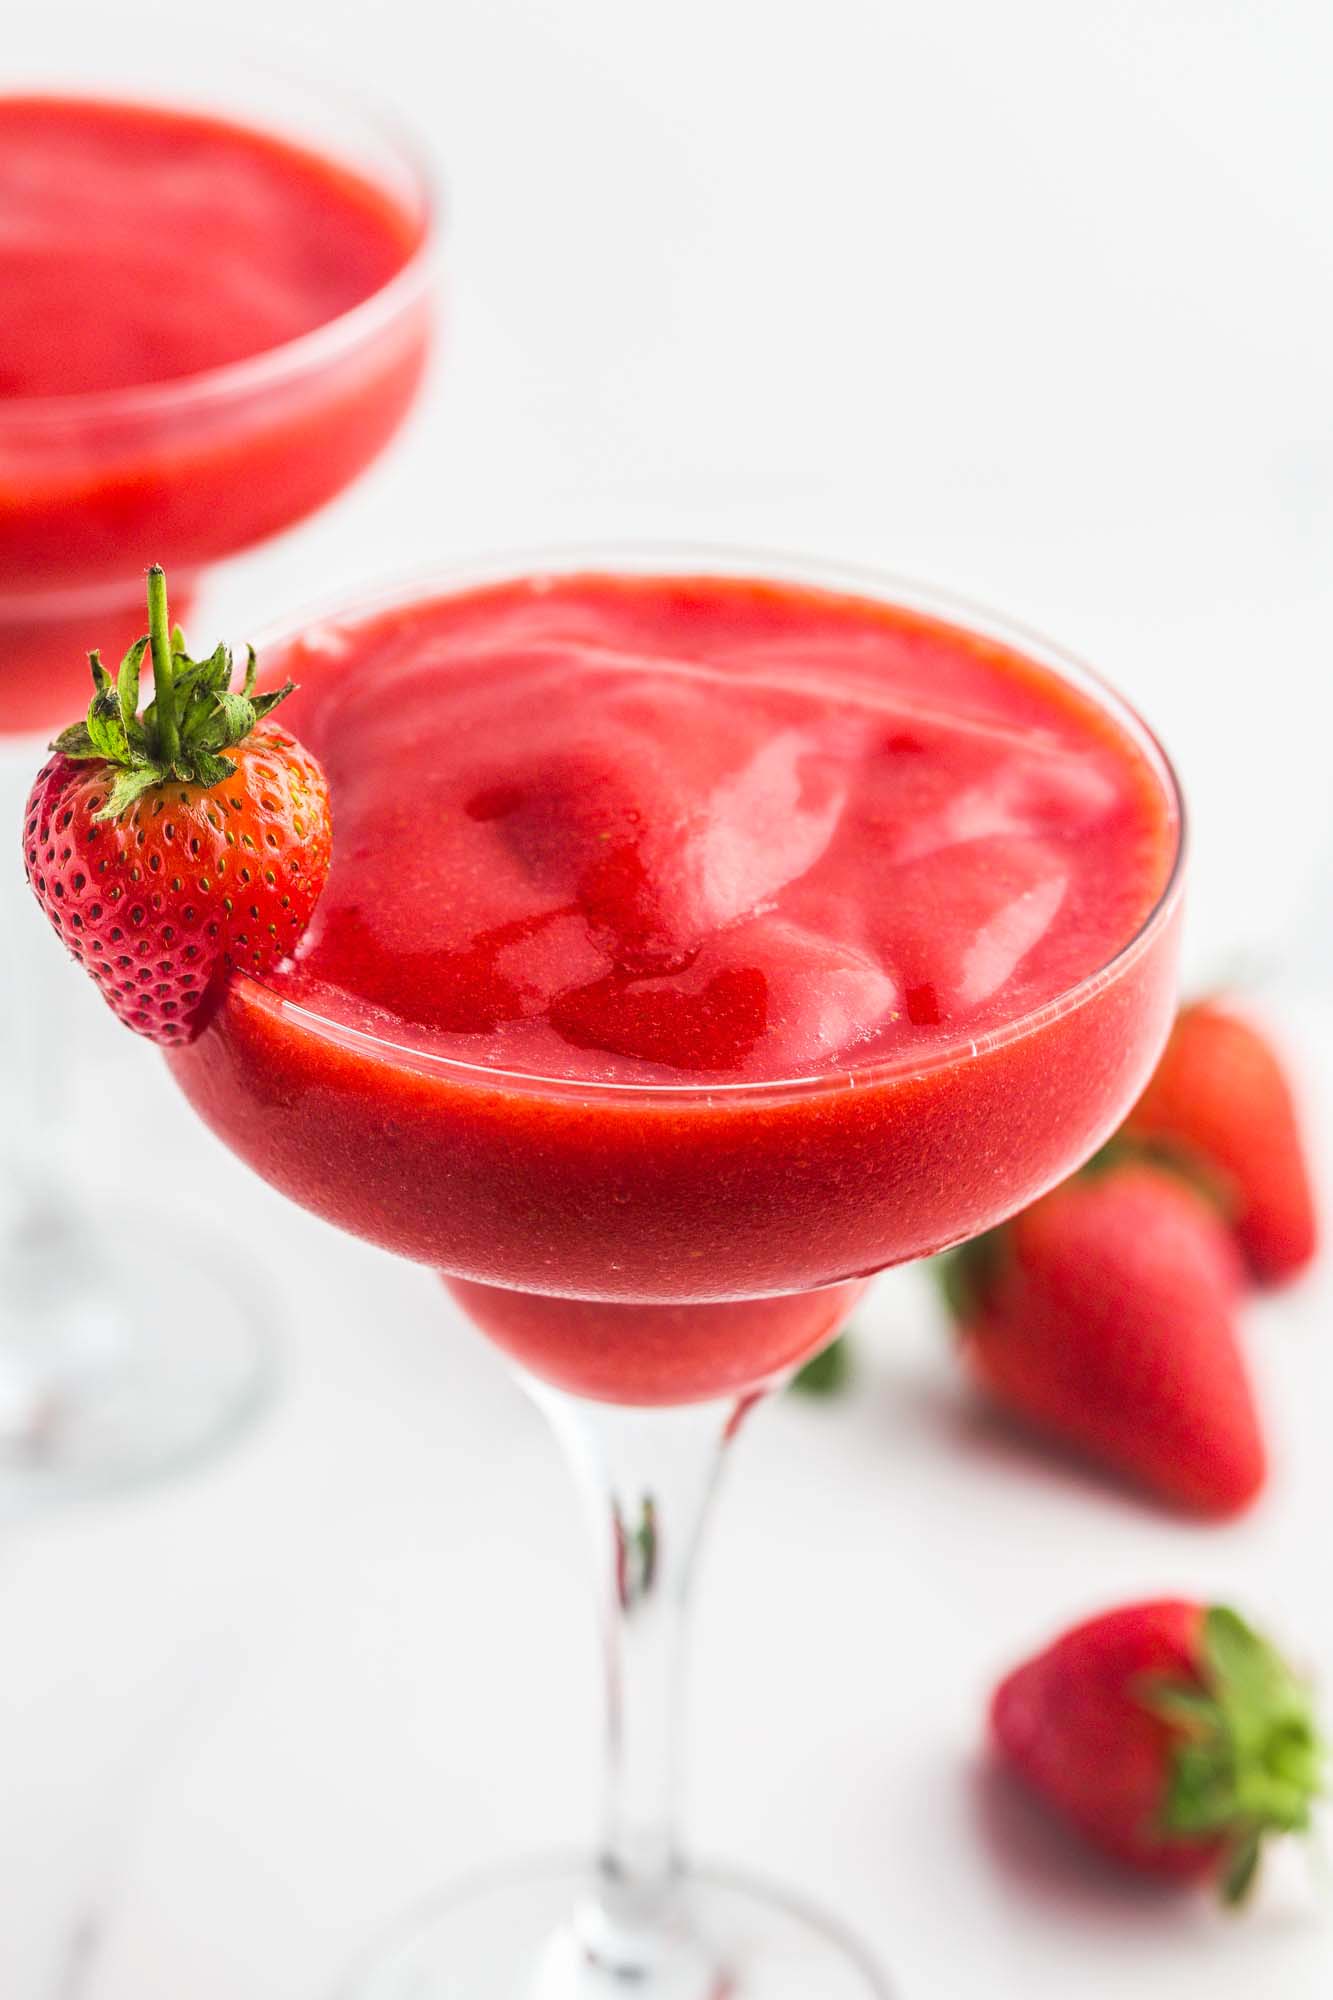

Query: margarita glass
[168,549,1184,1996]
[0,58,437,1504]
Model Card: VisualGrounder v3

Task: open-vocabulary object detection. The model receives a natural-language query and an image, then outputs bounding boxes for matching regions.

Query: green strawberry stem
[145,564,180,766]
[49,565,296,820]
[1141,1604,1325,1904]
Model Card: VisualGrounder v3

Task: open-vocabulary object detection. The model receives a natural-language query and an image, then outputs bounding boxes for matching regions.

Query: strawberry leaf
[172,642,232,705]
[1141,1683,1221,1734]
[189,749,237,788]
[116,635,147,730]
[98,764,170,821]
[87,686,133,765]
[1142,1604,1324,1903]
[50,722,102,761]
[1221,1830,1262,1907]
[200,642,235,695]
[790,1335,853,1396]
[213,691,257,741]
[250,679,296,723]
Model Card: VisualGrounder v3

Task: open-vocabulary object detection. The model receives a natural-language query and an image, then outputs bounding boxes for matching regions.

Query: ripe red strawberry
[941,1160,1264,1515]
[22,566,330,1046]
[991,1599,1323,1901]
[1122,1000,1318,1285]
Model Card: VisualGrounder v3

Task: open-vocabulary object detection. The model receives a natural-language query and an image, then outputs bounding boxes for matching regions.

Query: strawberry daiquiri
[170,565,1182,1405]
[25,556,1183,1997]
[0,90,433,731]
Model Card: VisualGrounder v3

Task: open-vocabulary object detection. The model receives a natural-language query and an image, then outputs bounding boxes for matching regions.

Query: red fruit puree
[0,96,428,730]
[170,572,1182,1402]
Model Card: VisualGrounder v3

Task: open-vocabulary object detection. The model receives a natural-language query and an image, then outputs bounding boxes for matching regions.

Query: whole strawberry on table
[23,566,331,1045]
[1123,1000,1318,1286]
[992,1599,1324,1903]
[936,1001,1319,1516]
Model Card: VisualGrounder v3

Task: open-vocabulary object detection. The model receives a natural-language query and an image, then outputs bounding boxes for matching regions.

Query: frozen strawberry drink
[42,550,1184,1996]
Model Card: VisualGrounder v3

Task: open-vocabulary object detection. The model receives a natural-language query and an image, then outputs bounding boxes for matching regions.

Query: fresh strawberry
[1122,1000,1318,1285]
[941,1160,1264,1515]
[22,566,330,1046]
[991,1599,1323,1901]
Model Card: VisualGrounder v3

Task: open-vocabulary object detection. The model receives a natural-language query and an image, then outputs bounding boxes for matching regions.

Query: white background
[4,3,1333,1996]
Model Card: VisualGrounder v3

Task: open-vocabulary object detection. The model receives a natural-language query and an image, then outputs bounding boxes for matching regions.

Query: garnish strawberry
[991,1600,1323,1902]
[940,1159,1265,1515]
[1121,1000,1318,1285]
[22,566,330,1047]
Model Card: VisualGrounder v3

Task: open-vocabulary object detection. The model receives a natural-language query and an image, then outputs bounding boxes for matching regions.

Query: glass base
[0,1191,274,1517]
[345,1858,893,2000]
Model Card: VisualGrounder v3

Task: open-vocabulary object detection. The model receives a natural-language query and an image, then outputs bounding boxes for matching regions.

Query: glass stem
[531,1382,750,1976]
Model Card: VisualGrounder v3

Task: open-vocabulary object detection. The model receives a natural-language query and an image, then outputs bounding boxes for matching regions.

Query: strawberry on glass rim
[24,566,330,1046]
[3,569,328,1508]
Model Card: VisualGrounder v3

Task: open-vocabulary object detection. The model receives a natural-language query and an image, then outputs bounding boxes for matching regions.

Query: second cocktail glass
[164,549,1185,1996]
[0,58,438,1505]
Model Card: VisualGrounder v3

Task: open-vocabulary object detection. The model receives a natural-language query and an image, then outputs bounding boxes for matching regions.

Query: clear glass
[345,1380,896,1999]
[0,50,439,1509]
[167,549,1185,1995]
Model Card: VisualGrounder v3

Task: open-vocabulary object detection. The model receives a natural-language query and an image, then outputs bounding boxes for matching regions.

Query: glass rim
[234,541,1187,1103]
[0,73,442,430]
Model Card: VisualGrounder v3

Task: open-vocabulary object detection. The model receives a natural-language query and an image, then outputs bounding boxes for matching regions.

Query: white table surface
[4,2,1333,1995]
